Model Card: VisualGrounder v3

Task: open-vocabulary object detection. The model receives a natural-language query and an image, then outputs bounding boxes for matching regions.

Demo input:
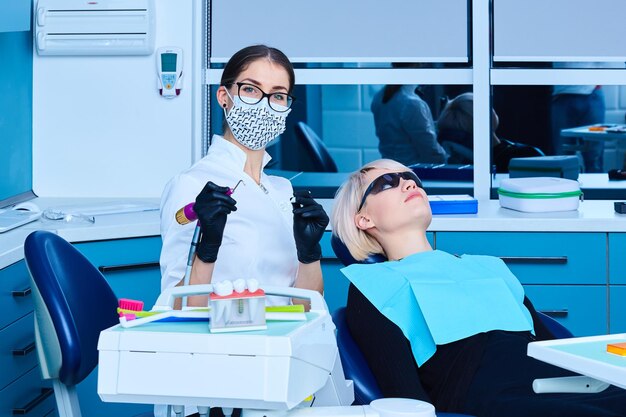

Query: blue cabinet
[609,286,626,334]
[435,232,606,285]
[0,260,54,417]
[0,367,54,417]
[609,233,626,332]
[608,234,626,285]
[436,232,607,336]
[0,237,162,417]
[74,236,162,306]
[524,285,607,336]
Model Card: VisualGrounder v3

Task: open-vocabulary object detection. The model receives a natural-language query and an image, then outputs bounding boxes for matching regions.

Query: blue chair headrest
[294,121,339,173]
[330,234,387,266]
[24,231,119,386]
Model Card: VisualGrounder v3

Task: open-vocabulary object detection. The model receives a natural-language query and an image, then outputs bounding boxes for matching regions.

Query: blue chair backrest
[24,230,119,386]
[536,311,574,339]
[294,121,339,173]
[332,307,383,405]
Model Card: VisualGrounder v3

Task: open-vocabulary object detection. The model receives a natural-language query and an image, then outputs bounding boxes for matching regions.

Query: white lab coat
[156,136,299,417]
[159,135,299,304]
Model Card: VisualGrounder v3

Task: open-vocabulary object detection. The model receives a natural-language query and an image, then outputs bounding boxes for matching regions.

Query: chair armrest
[533,376,609,394]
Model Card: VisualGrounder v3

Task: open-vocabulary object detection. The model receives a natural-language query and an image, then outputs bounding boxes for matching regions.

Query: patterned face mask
[224,91,291,151]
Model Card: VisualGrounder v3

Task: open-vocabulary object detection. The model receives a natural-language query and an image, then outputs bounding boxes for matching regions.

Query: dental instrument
[178,180,244,307]
[175,180,244,225]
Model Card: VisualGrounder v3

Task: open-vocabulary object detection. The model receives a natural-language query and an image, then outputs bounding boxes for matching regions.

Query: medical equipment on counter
[43,209,95,224]
[498,177,583,213]
[157,47,183,98]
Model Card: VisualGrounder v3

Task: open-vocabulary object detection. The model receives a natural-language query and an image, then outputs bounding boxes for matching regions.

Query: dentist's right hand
[194,181,237,263]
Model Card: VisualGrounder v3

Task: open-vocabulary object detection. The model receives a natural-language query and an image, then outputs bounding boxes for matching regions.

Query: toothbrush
[118,298,144,320]
[119,311,176,328]
[118,309,211,328]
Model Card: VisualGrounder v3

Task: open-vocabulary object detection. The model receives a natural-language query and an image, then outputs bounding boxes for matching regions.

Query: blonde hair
[331,159,410,261]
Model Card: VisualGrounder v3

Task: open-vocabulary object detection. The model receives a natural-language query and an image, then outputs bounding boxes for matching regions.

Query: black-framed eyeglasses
[228,82,295,112]
[357,171,423,213]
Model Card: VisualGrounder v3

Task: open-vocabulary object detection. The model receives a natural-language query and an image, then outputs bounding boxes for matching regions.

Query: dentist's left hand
[292,190,329,264]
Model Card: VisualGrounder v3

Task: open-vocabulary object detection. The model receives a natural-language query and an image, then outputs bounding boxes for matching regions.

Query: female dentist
[160,45,328,309]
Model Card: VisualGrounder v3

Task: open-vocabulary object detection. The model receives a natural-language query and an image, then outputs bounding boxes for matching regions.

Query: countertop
[0,197,161,269]
[2,197,626,270]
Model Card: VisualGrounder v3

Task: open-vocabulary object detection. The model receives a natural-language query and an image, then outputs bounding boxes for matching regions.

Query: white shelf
[491,69,626,86]
[206,68,473,86]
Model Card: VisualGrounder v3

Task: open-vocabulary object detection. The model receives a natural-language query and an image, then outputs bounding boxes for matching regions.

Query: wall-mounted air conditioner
[35,0,155,56]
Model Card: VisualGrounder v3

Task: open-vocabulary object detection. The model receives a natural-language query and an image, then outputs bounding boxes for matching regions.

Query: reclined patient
[331,158,626,417]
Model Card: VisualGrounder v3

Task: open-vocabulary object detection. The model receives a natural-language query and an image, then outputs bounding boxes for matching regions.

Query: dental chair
[24,230,153,417]
[329,234,575,417]
[294,122,339,173]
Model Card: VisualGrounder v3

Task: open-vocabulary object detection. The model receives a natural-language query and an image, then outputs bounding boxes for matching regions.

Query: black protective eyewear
[357,171,423,213]
[231,82,295,112]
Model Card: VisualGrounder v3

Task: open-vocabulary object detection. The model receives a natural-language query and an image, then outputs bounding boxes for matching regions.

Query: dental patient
[331,158,626,417]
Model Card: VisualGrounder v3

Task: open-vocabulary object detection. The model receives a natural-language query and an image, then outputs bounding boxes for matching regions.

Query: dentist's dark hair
[220,45,295,93]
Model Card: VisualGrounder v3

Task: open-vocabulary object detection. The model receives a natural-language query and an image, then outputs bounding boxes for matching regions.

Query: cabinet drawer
[0,366,54,417]
[435,232,606,284]
[524,285,607,337]
[608,234,626,284]
[74,237,162,305]
[73,237,161,270]
[0,261,33,330]
[609,286,626,333]
[0,313,37,391]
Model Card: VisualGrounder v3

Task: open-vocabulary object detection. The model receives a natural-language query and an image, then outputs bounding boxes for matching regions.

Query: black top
[345,284,554,412]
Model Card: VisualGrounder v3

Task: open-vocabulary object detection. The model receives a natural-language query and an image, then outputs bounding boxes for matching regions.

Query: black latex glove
[194,181,237,263]
[292,190,329,264]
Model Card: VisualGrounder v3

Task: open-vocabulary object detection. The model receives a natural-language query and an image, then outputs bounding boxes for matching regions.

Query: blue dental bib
[341,250,533,366]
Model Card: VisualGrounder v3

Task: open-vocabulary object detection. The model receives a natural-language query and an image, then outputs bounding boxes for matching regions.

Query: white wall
[32,0,202,198]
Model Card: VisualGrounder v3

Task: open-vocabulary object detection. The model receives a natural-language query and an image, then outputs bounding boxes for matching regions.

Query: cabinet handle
[12,342,36,356]
[499,256,567,265]
[540,309,569,318]
[12,387,53,415]
[12,287,32,297]
[98,261,160,273]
